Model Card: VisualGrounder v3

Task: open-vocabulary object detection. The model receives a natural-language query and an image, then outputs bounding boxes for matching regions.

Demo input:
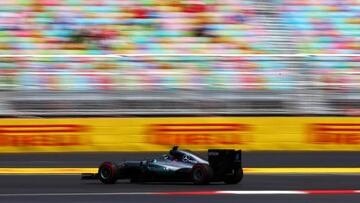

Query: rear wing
[208,149,242,176]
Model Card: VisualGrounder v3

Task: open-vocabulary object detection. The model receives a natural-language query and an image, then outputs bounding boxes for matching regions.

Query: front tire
[191,164,213,185]
[224,168,243,184]
[98,162,118,184]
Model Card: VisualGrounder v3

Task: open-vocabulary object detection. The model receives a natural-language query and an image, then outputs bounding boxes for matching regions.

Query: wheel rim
[100,167,112,180]
[193,168,203,180]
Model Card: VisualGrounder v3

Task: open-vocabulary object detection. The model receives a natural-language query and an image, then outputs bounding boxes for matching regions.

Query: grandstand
[0,0,359,116]
[280,0,359,54]
[0,0,278,54]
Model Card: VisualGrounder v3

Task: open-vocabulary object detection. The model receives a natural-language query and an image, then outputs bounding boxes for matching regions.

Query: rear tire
[224,168,243,184]
[98,162,118,184]
[191,164,213,185]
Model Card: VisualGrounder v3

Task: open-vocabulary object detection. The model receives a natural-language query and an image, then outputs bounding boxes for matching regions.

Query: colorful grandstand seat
[0,56,295,91]
[281,0,359,54]
[308,56,360,91]
[0,0,359,91]
[0,0,272,54]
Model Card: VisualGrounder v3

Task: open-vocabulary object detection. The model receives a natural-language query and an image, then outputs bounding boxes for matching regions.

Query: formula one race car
[81,146,243,185]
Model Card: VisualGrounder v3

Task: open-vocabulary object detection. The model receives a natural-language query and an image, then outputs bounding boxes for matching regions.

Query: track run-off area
[0,152,359,203]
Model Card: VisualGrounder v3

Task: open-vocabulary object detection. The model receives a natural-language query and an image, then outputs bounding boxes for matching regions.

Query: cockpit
[157,153,196,164]
[153,146,208,164]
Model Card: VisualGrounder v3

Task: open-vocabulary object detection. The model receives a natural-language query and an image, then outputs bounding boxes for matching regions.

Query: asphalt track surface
[1,152,360,203]
[1,151,360,168]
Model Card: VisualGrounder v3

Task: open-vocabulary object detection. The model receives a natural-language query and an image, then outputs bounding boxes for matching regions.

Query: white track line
[0,192,156,197]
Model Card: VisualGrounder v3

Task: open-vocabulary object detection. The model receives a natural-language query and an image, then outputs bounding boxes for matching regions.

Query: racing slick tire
[98,162,118,184]
[191,164,213,185]
[224,167,243,184]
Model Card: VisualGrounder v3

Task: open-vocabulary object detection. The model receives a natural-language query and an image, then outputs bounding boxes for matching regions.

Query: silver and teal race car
[81,146,243,185]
